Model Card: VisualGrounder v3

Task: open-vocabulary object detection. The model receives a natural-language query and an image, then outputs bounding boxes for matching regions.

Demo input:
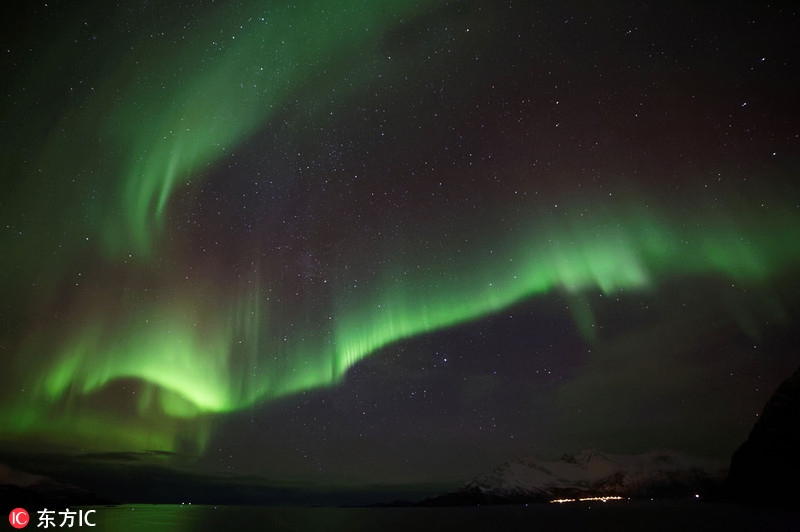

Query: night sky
[1,0,800,494]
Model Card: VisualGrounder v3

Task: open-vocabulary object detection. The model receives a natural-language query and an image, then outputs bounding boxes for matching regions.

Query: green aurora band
[108,0,436,257]
[1,0,438,269]
[4,198,800,453]
[1,1,799,455]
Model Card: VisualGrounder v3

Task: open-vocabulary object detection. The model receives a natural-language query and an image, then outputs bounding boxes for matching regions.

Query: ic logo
[9,508,29,529]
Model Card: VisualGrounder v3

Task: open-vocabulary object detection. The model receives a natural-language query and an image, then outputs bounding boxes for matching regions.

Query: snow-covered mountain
[422,449,726,505]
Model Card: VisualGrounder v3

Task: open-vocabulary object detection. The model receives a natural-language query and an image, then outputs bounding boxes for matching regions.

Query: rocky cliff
[728,365,800,505]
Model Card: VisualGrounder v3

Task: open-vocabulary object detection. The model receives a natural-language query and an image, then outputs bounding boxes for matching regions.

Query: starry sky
[1,0,799,495]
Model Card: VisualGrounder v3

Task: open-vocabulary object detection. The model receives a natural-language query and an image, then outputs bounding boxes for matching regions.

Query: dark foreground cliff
[728,365,800,505]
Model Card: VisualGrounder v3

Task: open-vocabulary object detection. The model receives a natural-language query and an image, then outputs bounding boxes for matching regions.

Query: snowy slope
[463,449,725,500]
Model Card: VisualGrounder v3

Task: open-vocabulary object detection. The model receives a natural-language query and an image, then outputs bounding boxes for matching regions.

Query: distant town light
[550,496,625,504]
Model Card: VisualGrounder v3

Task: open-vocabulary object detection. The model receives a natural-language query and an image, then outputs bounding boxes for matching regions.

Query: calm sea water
[81,501,798,531]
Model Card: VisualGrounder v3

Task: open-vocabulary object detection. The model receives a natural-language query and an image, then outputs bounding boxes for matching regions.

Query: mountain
[0,463,115,511]
[728,365,800,506]
[418,449,725,506]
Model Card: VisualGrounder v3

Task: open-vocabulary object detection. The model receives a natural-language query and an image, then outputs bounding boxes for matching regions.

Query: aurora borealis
[2,0,800,492]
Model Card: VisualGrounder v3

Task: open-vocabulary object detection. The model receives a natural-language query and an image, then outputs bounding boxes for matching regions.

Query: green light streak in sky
[3,195,797,454]
[106,0,437,257]
[332,202,800,373]
[0,0,436,261]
